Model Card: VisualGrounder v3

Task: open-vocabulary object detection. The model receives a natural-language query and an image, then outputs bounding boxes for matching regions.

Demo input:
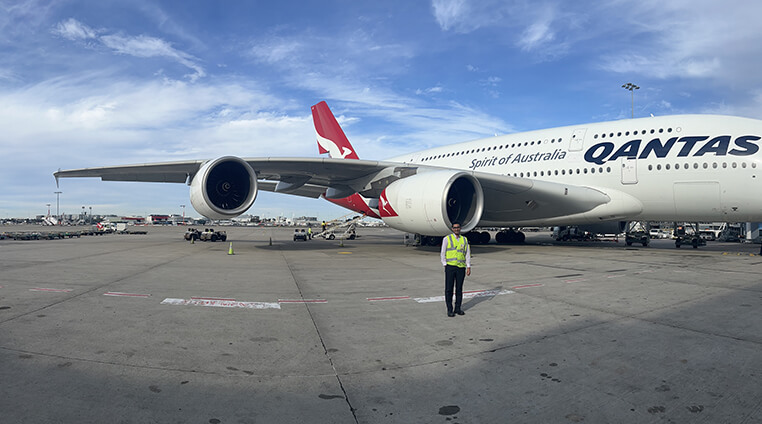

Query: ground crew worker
[307,226,312,240]
[440,222,471,317]
[322,221,326,232]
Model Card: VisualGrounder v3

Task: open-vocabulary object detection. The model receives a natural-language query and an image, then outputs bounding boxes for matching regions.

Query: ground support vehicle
[625,231,649,247]
[184,228,201,241]
[199,228,227,242]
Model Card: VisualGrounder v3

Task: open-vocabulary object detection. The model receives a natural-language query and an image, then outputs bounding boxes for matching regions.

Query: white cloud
[52,18,96,40]
[52,18,205,82]
[101,33,206,81]
[431,0,471,32]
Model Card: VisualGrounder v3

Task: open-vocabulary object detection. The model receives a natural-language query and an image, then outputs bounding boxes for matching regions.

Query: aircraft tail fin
[311,101,360,160]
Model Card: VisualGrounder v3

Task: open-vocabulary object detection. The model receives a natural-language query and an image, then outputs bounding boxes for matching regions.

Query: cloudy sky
[2,0,762,220]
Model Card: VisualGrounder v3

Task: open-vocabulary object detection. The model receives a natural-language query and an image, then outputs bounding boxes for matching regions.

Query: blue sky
[2,0,762,220]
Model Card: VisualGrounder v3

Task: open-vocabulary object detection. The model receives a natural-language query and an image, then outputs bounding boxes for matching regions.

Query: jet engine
[189,156,258,220]
[378,170,484,235]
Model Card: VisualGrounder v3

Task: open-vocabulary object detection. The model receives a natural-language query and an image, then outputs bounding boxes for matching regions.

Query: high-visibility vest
[445,234,468,268]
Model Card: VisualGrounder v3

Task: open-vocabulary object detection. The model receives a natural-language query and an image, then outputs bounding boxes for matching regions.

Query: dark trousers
[444,265,466,313]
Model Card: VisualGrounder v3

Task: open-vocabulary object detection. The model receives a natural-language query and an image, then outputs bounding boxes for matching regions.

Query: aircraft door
[569,128,587,151]
[620,157,638,184]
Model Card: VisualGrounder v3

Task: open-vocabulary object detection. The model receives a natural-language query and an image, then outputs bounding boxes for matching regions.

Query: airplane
[54,101,762,247]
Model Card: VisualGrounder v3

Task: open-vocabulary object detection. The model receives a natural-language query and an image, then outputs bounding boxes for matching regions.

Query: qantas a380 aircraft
[55,101,762,245]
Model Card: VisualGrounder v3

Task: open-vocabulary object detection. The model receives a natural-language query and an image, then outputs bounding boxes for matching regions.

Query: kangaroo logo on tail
[311,101,360,160]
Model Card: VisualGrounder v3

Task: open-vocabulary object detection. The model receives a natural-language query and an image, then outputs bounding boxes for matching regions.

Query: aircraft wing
[54,157,635,223]
[54,160,204,183]
[54,157,394,186]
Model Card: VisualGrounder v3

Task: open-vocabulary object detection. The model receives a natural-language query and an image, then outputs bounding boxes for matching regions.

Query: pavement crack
[279,248,359,424]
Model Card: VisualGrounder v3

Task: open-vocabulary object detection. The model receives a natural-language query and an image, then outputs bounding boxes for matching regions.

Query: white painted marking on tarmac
[161,298,281,309]
[30,287,72,293]
[414,289,514,303]
[104,292,151,298]
[191,296,236,301]
[278,299,327,304]
[367,296,411,302]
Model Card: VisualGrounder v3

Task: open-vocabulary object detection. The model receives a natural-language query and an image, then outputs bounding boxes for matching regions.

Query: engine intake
[190,156,258,220]
[379,170,483,235]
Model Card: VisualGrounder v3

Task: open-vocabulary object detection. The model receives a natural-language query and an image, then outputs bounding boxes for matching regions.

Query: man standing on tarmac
[440,222,471,317]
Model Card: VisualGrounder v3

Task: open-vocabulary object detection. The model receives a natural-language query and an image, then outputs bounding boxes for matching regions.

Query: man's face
[452,224,461,234]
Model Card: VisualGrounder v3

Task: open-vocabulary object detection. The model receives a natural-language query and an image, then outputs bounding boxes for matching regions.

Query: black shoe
[455,310,465,315]
[447,312,455,317]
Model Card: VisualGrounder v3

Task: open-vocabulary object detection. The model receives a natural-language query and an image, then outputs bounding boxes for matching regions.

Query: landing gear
[419,235,443,246]
[495,229,525,244]
[465,231,491,245]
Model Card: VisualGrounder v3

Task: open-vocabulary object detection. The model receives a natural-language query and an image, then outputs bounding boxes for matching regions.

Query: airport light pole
[54,191,62,223]
[181,204,186,225]
[622,83,639,118]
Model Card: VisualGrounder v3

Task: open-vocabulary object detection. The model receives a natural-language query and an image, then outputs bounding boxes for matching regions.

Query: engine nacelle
[190,156,258,220]
[378,170,484,235]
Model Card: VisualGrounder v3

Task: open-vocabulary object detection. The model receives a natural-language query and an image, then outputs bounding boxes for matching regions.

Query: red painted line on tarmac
[367,296,411,301]
[511,283,544,289]
[30,288,72,293]
[278,299,327,303]
[564,278,587,284]
[191,296,236,301]
[104,292,151,298]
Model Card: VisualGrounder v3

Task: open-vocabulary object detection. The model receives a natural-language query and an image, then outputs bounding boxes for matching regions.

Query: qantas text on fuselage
[467,134,760,171]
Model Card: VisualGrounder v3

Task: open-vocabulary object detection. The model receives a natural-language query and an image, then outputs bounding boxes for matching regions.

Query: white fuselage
[388,114,762,225]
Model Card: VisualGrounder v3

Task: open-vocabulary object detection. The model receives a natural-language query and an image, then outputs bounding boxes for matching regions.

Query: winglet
[311,101,360,160]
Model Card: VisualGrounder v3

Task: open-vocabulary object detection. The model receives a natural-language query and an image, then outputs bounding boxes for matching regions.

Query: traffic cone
[228,242,234,255]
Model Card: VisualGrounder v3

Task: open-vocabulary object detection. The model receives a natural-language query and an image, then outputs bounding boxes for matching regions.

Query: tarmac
[1,225,760,423]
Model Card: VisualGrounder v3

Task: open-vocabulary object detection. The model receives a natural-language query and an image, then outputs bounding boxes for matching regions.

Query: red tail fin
[311,101,360,160]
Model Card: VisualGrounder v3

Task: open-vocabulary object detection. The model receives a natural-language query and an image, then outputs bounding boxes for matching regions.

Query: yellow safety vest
[445,234,468,268]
